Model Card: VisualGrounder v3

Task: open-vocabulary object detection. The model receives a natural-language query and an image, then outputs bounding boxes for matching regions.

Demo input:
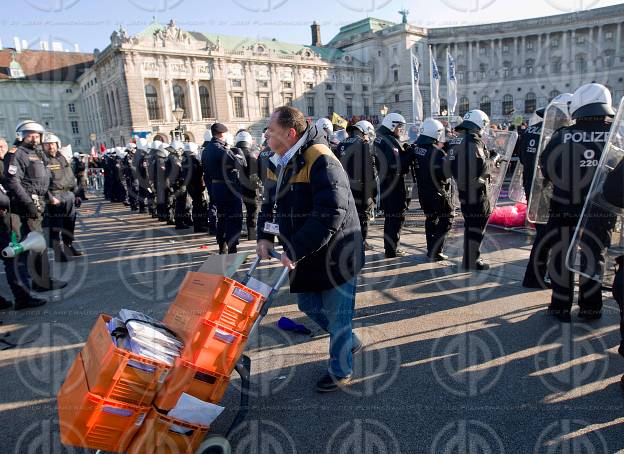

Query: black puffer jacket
[257,126,364,293]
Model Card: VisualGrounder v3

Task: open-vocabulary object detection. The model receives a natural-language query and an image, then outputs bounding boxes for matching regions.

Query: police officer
[235,130,260,240]
[168,140,191,229]
[145,140,162,217]
[541,83,616,322]
[447,109,494,270]
[521,96,573,289]
[413,118,455,261]
[374,112,413,258]
[204,123,247,254]
[133,138,151,214]
[103,149,113,201]
[201,130,217,234]
[111,147,128,204]
[4,121,66,291]
[336,120,377,249]
[72,152,87,200]
[42,133,84,262]
[152,142,174,224]
[182,142,208,233]
[123,143,138,211]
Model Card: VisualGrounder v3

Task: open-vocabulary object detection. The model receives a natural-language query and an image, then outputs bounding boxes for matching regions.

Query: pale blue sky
[1,0,622,53]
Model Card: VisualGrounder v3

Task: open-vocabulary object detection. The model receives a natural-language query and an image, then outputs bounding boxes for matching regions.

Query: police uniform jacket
[413,137,452,214]
[447,128,492,213]
[204,138,247,203]
[336,136,377,212]
[46,154,76,196]
[518,121,543,194]
[4,145,51,215]
[373,126,413,204]
[540,120,611,218]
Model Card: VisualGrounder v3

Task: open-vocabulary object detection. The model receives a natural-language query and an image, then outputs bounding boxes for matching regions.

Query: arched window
[524,92,536,114]
[110,91,118,126]
[199,86,213,119]
[480,96,491,116]
[502,94,514,115]
[548,90,560,102]
[459,96,470,116]
[145,84,160,120]
[173,84,187,117]
[115,88,123,124]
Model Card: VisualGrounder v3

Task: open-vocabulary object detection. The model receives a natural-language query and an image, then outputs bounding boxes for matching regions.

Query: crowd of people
[2,81,623,392]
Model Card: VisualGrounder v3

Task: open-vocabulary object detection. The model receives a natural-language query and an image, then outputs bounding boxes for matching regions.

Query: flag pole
[410,46,416,124]
[447,47,451,127]
[429,45,433,119]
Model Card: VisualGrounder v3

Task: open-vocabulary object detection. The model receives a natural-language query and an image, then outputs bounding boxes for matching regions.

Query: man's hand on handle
[256,239,272,260]
[256,239,296,270]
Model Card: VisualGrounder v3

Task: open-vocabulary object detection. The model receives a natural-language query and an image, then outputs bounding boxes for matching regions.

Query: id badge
[263,222,280,235]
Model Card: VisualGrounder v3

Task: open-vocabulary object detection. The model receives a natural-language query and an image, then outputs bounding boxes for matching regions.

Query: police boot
[218,243,228,255]
[14,295,46,310]
[66,243,85,257]
[0,295,12,310]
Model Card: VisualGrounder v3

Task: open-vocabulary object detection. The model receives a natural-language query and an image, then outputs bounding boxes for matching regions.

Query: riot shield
[566,97,624,283]
[482,129,518,208]
[526,99,574,223]
[508,162,526,204]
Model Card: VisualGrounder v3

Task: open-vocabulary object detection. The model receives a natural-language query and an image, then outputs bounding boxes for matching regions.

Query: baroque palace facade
[1,4,623,149]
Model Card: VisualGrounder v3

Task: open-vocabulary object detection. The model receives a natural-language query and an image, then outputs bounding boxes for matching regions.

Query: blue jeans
[297,278,360,378]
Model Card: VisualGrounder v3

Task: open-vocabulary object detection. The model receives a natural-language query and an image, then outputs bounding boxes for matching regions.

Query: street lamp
[380,105,388,117]
[172,106,185,140]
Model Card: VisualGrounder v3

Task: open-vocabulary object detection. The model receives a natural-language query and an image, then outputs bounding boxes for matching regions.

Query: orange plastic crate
[82,314,173,406]
[126,408,209,454]
[163,272,264,339]
[57,352,150,453]
[153,357,229,411]
[182,320,246,376]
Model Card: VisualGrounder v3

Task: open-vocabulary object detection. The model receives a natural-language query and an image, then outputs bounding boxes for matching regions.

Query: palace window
[199,86,213,118]
[145,84,160,120]
[233,96,245,118]
[525,92,536,114]
[502,94,514,115]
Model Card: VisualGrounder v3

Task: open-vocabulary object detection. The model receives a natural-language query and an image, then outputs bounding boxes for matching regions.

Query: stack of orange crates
[155,272,264,409]
[58,270,265,453]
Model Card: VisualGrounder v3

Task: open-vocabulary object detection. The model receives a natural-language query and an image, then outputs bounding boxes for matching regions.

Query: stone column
[521,36,526,73]
[570,30,576,74]
[545,33,551,75]
[617,23,622,58]
[596,25,603,71]
[186,79,198,120]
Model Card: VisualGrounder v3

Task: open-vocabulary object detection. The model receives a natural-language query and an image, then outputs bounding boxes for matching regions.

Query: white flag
[429,46,440,116]
[447,49,458,116]
[410,49,423,123]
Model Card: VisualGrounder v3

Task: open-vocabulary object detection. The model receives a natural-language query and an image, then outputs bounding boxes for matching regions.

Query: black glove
[25,202,39,219]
